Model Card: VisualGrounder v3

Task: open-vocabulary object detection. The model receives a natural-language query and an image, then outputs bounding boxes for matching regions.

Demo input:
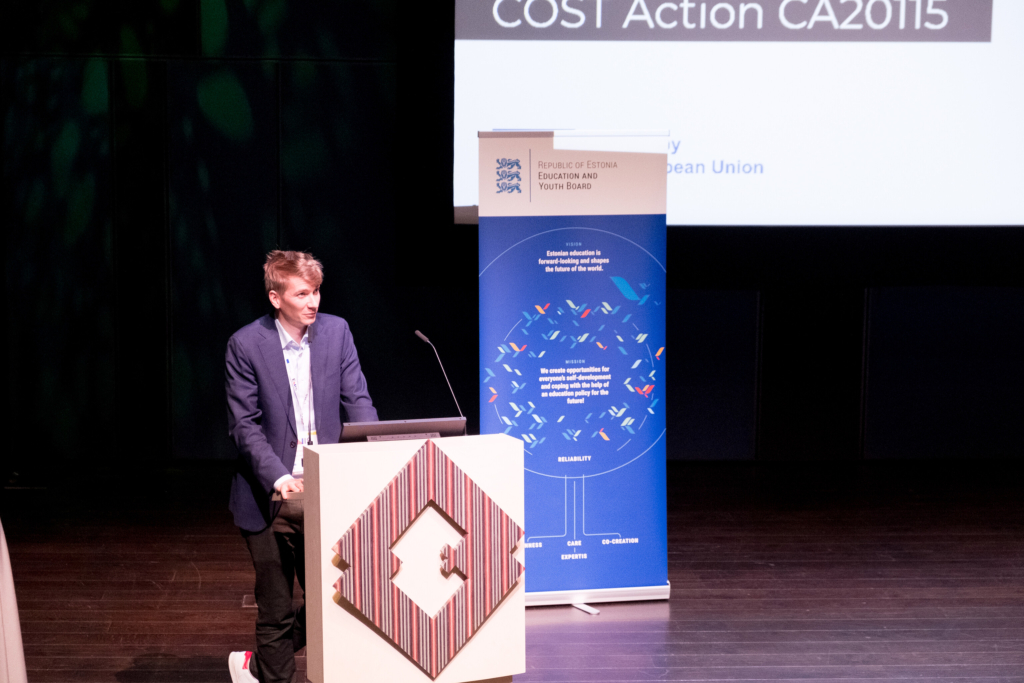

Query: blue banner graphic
[479,214,667,594]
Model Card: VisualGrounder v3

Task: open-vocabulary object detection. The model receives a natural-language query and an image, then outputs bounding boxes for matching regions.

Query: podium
[303,434,525,683]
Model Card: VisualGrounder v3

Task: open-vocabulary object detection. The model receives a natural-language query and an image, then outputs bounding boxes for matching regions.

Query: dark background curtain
[2,2,1021,480]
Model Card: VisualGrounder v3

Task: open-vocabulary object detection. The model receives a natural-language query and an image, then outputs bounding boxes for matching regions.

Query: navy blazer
[225,313,378,531]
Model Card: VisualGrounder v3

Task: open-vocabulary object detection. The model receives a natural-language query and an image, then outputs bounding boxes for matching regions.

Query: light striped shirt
[273,318,317,490]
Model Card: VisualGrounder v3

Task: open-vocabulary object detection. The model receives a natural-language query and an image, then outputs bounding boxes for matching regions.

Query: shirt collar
[274,317,308,350]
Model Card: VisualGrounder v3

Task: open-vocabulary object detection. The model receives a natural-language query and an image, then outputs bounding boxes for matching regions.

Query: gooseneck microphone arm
[415,330,465,420]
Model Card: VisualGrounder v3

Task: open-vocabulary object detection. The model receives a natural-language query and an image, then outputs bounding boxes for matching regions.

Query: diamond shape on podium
[331,440,523,679]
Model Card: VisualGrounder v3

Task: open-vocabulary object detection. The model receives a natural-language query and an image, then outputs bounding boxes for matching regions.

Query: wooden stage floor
[3,461,1023,682]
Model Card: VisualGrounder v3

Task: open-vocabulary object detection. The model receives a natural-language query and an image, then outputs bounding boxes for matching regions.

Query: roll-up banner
[478,131,669,605]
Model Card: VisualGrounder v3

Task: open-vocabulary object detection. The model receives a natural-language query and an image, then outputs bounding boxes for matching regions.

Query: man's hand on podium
[278,477,304,500]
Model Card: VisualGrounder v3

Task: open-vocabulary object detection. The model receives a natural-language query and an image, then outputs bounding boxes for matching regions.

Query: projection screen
[454,0,1024,225]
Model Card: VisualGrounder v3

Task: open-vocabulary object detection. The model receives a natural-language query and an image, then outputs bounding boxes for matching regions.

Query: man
[225,250,378,683]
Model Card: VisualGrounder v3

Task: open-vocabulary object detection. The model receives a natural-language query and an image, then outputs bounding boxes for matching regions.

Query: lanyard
[285,345,314,444]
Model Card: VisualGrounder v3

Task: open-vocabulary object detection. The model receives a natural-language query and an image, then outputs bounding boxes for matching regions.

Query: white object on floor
[572,603,600,615]
[1,518,27,683]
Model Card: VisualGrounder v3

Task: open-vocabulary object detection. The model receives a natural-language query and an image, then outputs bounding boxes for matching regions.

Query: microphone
[415,330,465,420]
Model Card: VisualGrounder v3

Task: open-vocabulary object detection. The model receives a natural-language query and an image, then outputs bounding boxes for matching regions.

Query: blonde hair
[263,250,324,295]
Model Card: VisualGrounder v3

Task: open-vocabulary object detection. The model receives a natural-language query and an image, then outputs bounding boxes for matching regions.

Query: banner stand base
[526,582,670,607]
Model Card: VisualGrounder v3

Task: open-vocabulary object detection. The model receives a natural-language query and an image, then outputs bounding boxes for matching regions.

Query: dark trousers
[242,499,305,683]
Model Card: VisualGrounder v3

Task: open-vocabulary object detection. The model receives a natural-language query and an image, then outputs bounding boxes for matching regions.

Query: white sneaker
[228,651,258,683]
